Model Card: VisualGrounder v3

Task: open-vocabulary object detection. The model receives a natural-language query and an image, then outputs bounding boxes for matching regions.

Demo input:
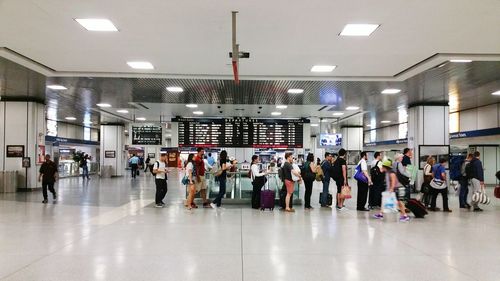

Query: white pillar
[0,101,45,190]
[100,125,124,177]
[170,122,179,147]
[341,126,363,151]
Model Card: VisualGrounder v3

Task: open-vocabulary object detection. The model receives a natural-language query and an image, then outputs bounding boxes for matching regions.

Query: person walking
[283,152,301,212]
[421,156,435,208]
[153,153,169,208]
[128,154,140,179]
[302,153,316,210]
[144,156,151,172]
[320,152,333,208]
[193,147,210,208]
[459,153,473,209]
[393,153,411,201]
[80,154,90,180]
[429,158,452,212]
[250,155,267,209]
[356,151,372,211]
[39,154,58,204]
[185,154,197,210]
[368,152,384,209]
[211,150,230,208]
[469,151,485,212]
[333,149,348,211]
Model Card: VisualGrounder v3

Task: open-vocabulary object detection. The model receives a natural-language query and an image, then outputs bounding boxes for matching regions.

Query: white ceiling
[1,0,500,79]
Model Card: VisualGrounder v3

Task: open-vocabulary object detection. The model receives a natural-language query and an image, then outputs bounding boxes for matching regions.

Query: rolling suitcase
[260,186,275,211]
[406,199,428,218]
[319,192,333,206]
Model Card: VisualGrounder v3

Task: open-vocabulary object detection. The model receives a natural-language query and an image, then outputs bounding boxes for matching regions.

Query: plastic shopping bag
[382,191,398,213]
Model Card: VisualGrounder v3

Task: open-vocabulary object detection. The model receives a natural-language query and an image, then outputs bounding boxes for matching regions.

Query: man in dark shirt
[334,149,348,210]
[470,151,485,212]
[402,148,413,167]
[39,154,58,203]
[320,152,333,207]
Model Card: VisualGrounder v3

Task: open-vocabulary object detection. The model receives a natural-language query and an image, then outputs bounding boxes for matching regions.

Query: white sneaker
[155,204,163,208]
[340,207,349,211]
[210,203,217,209]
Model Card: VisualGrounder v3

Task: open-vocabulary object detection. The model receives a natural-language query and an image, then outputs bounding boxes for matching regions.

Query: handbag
[353,164,368,183]
[181,175,190,185]
[382,191,398,213]
[494,186,500,199]
[472,191,490,205]
[315,166,324,182]
[430,178,447,190]
[340,185,352,199]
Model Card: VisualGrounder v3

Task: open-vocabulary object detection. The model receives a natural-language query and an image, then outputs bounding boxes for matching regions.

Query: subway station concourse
[0,1,500,281]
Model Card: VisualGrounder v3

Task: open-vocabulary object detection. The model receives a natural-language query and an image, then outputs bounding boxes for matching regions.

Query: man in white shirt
[356,151,372,211]
[153,153,169,208]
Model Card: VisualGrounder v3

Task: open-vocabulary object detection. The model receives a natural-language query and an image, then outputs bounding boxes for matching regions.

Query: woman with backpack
[185,154,197,210]
[421,156,435,208]
[302,153,317,210]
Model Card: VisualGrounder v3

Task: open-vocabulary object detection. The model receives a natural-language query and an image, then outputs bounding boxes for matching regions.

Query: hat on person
[382,159,393,168]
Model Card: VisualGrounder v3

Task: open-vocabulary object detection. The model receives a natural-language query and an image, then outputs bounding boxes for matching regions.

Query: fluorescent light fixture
[75,18,118,31]
[340,24,380,36]
[96,103,111,108]
[449,59,472,63]
[491,90,500,96]
[127,61,154,69]
[116,109,129,113]
[288,89,304,94]
[332,112,344,116]
[166,86,183,93]
[311,65,336,72]
[136,117,146,121]
[65,117,76,121]
[310,124,319,127]
[321,119,330,123]
[271,112,282,116]
[186,104,198,108]
[47,85,67,90]
[276,105,288,109]
[381,88,401,94]
[346,106,359,111]
[193,111,204,115]
[366,125,372,127]
[381,120,391,124]
[82,121,93,125]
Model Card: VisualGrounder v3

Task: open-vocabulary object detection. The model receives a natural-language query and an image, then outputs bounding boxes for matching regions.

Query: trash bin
[2,171,18,193]
[100,165,113,178]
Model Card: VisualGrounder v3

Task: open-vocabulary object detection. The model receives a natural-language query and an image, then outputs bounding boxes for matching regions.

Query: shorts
[284,180,295,194]
[195,177,207,192]
[335,179,344,194]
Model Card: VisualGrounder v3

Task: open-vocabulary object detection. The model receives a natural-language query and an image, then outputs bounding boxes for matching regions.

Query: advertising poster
[37,145,45,164]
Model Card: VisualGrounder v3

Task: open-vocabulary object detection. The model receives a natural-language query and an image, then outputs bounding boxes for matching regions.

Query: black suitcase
[406,199,428,218]
[319,192,333,206]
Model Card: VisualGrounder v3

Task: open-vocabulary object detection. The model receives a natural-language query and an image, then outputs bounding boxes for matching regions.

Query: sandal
[285,209,295,212]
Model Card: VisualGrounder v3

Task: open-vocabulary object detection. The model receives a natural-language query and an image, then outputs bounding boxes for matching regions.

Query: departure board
[132,126,162,145]
[175,118,304,148]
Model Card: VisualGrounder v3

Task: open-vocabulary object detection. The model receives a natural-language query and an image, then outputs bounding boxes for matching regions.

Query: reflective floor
[0,170,499,281]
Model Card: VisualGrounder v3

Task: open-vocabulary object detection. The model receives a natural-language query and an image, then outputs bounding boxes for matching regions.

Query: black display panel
[175,118,304,148]
[132,126,162,145]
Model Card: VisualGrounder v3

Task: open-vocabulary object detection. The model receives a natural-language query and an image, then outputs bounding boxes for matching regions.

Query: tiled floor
[0,170,499,281]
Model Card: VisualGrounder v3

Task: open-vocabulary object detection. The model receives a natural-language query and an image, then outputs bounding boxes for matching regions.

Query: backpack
[395,162,410,186]
[301,162,315,181]
[151,161,160,175]
[465,159,476,180]
[331,159,342,181]
[278,167,285,182]
[370,161,384,183]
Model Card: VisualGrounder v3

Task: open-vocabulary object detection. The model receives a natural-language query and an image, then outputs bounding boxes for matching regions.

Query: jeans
[130,164,138,178]
[82,165,89,179]
[251,180,262,209]
[303,179,313,208]
[459,177,469,207]
[430,187,449,210]
[356,180,369,210]
[321,178,330,206]
[213,177,226,207]
[42,181,56,200]
[155,178,168,205]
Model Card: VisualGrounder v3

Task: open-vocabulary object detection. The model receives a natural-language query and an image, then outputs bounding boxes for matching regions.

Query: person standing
[402,148,413,167]
[153,153,169,208]
[320,152,333,208]
[185,154,197,210]
[283,152,301,212]
[211,150,230,208]
[368,152,384,209]
[250,155,267,209]
[207,153,215,167]
[356,151,372,211]
[302,153,316,210]
[429,158,452,212]
[393,153,411,201]
[80,154,90,180]
[128,154,140,179]
[333,149,348,211]
[421,156,435,208]
[469,151,485,212]
[39,154,58,204]
[459,153,473,209]
[193,147,210,208]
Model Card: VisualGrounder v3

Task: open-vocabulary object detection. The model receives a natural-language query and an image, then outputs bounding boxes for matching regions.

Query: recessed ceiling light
[116,109,129,113]
[127,61,154,69]
[65,117,76,121]
[96,103,112,108]
[381,120,391,124]
[449,59,472,63]
[381,89,401,94]
[346,106,360,111]
[47,85,67,90]
[83,121,93,125]
[332,112,344,116]
[186,104,198,108]
[288,89,304,94]
[271,112,282,116]
[193,111,204,115]
[136,117,146,121]
[340,24,380,36]
[491,90,500,96]
[311,65,336,72]
[310,124,319,127]
[276,105,288,109]
[75,18,118,32]
[124,130,128,133]
[166,86,183,93]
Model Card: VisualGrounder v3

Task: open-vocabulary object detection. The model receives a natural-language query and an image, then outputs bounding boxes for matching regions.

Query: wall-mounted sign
[105,150,116,158]
[22,157,31,168]
[148,153,156,158]
[6,145,24,158]
[37,145,46,164]
[132,126,162,145]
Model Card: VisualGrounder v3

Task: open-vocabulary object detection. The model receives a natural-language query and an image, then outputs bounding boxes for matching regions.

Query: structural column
[341,126,363,151]
[0,101,45,190]
[100,124,125,177]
